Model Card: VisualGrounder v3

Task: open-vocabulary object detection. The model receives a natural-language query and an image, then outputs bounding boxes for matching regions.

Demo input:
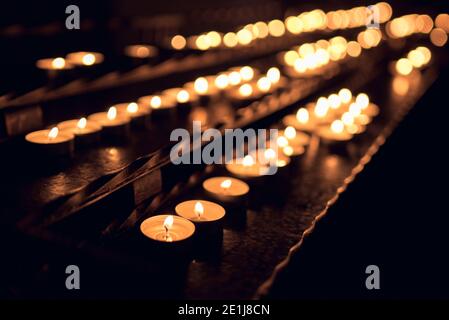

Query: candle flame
[220,179,232,190]
[355,93,369,110]
[349,103,362,116]
[277,136,289,148]
[264,148,276,160]
[284,126,297,140]
[240,66,254,81]
[328,94,342,109]
[338,88,352,104]
[243,155,254,167]
[194,77,209,94]
[48,127,59,139]
[82,53,96,66]
[77,117,87,129]
[127,102,139,114]
[266,67,280,84]
[150,96,162,109]
[331,120,344,134]
[163,215,174,230]
[314,97,329,118]
[296,108,309,124]
[194,201,204,218]
[228,71,242,85]
[283,146,294,156]
[238,83,253,97]
[257,77,271,92]
[214,74,229,89]
[176,90,190,103]
[107,107,117,120]
[341,112,354,125]
[51,57,66,69]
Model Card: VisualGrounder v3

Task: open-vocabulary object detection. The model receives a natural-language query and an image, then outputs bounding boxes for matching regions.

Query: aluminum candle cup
[202,177,249,204]
[88,107,130,138]
[25,127,75,157]
[58,118,102,145]
[139,215,196,258]
[175,200,226,239]
[115,102,151,126]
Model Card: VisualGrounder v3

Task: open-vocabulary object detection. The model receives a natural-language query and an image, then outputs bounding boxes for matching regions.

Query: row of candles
[140,88,378,245]
[36,51,104,71]
[169,3,393,51]
[394,46,432,76]
[24,64,283,155]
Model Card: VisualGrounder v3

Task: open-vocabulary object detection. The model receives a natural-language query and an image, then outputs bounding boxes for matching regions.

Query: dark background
[1,0,448,299]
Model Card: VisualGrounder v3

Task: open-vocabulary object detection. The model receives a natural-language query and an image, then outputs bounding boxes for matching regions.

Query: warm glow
[285,16,303,34]
[48,127,59,139]
[296,108,309,124]
[77,117,87,130]
[268,19,285,37]
[171,35,187,50]
[163,215,174,230]
[341,112,354,125]
[435,13,449,33]
[51,57,66,69]
[430,28,448,47]
[177,90,190,103]
[277,136,289,148]
[107,107,117,120]
[355,93,370,109]
[236,29,253,45]
[82,53,96,66]
[240,66,254,81]
[257,77,271,92]
[243,155,255,167]
[196,35,211,50]
[328,94,342,109]
[407,49,426,68]
[228,71,242,85]
[238,83,253,97]
[396,58,413,76]
[338,88,352,104]
[150,96,162,109]
[220,179,232,190]
[223,32,238,47]
[266,67,281,84]
[284,126,297,140]
[283,146,294,156]
[331,120,344,134]
[284,50,300,66]
[127,102,139,113]
[215,74,229,89]
[194,77,209,94]
[416,46,432,64]
[194,201,204,218]
[255,21,269,38]
[207,31,222,47]
[264,148,276,160]
[315,97,329,118]
[349,103,362,116]
[346,41,362,57]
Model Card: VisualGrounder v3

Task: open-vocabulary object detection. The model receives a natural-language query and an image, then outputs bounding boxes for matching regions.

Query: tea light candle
[65,51,104,66]
[25,127,75,157]
[114,102,151,126]
[140,215,195,243]
[283,107,317,132]
[226,155,271,179]
[175,200,226,224]
[58,117,102,144]
[317,120,353,142]
[280,126,310,147]
[138,94,177,117]
[36,57,73,71]
[203,176,249,204]
[162,88,197,108]
[124,45,158,59]
[88,106,130,136]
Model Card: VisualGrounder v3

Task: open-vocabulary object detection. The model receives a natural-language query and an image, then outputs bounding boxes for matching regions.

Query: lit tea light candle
[138,94,177,117]
[36,57,73,70]
[226,154,271,179]
[66,51,104,66]
[282,144,305,157]
[266,67,281,85]
[280,126,310,146]
[313,97,331,123]
[140,214,195,243]
[317,119,353,142]
[283,107,316,132]
[115,102,151,118]
[58,117,102,144]
[338,88,353,105]
[203,176,250,204]
[162,88,197,108]
[175,200,226,224]
[227,71,242,86]
[214,73,230,90]
[88,106,130,136]
[256,76,272,94]
[355,93,379,117]
[25,126,75,157]
[124,44,158,59]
